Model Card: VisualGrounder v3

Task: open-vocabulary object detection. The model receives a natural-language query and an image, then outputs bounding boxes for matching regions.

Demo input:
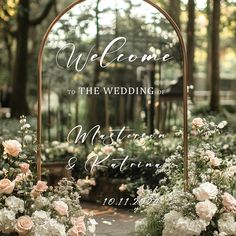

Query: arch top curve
[37,0,188,189]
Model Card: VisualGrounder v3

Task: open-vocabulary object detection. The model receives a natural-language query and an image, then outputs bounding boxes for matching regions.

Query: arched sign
[37,0,188,233]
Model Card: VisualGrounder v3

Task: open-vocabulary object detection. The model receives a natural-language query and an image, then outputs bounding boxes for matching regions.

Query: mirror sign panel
[37,0,188,212]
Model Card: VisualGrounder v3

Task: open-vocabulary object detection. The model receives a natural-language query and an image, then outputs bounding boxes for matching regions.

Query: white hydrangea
[0,208,16,233]
[218,213,236,235]
[162,210,208,236]
[5,196,24,213]
[32,218,66,236]
[34,196,49,209]
[32,210,50,225]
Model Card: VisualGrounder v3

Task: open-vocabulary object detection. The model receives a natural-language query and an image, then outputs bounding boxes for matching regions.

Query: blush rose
[196,200,217,221]
[2,140,22,157]
[15,216,34,235]
[0,178,15,194]
[53,200,69,216]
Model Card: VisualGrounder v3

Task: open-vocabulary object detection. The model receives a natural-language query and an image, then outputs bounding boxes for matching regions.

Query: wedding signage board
[38,0,188,232]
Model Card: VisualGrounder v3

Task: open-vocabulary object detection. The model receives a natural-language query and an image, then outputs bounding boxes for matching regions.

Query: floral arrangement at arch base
[0,116,97,236]
[135,118,236,236]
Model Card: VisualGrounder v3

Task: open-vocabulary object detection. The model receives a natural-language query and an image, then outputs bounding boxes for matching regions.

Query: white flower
[87,218,98,234]
[196,200,217,221]
[162,211,208,236]
[34,196,49,209]
[0,208,16,233]
[135,219,146,232]
[24,134,33,143]
[193,182,218,201]
[5,196,24,213]
[21,123,31,129]
[218,121,228,129]
[53,200,68,216]
[32,218,66,236]
[31,210,50,225]
[218,213,236,235]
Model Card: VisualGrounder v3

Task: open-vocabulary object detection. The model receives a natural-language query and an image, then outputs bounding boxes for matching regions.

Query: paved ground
[82,202,142,236]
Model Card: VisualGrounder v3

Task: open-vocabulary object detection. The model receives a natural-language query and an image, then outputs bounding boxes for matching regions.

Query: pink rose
[30,189,40,198]
[0,178,15,194]
[69,216,86,236]
[226,166,236,177]
[222,192,236,212]
[31,181,48,198]
[205,150,215,160]
[53,200,68,216]
[119,184,127,192]
[68,226,85,236]
[71,216,85,226]
[205,151,221,167]
[196,200,217,221]
[19,163,30,173]
[102,145,115,154]
[2,140,22,157]
[209,156,221,167]
[192,118,204,129]
[15,216,34,235]
[34,181,48,192]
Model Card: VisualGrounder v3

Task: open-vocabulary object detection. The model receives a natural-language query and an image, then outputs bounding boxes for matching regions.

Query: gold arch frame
[37,0,189,190]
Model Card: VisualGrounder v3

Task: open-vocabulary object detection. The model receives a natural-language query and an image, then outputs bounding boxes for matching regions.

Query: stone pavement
[82,202,143,236]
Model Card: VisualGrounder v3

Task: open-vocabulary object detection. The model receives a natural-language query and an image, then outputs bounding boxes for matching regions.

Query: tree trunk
[168,0,181,29]
[10,0,54,118]
[210,1,220,112]
[207,0,212,90]
[148,62,156,134]
[187,0,195,101]
[11,0,30,118]
[88,0,102,128]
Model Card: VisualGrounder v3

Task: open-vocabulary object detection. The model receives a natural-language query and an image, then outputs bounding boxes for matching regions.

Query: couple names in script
[66,125,161,173]
[56,36,173,72]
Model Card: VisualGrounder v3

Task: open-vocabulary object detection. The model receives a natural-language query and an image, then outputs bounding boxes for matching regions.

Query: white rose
[196,200,217,221]
[53,200,68,216]
[193,182,218,201]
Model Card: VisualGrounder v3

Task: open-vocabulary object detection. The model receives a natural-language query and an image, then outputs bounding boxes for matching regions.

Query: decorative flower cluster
[136,118,236,236]
[0,116,97,236]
